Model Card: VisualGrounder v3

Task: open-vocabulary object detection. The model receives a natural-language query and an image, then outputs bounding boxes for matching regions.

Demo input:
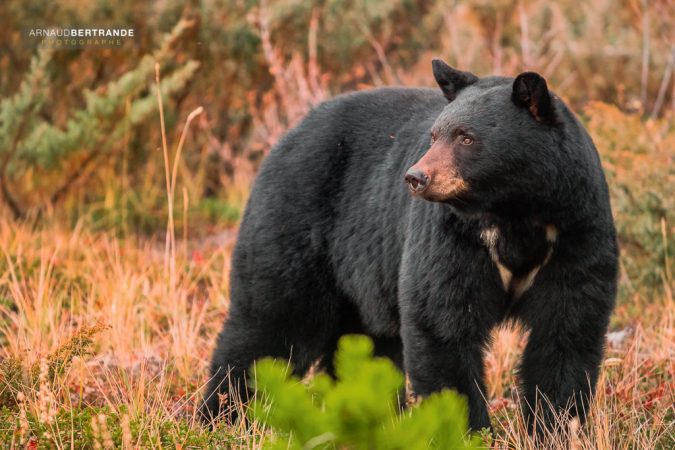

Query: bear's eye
[460,135,474,146]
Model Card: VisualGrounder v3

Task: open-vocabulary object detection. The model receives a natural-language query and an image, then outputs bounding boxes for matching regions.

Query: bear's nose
[405,167,429,193]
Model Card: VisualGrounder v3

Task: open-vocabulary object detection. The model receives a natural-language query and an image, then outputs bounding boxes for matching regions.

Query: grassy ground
[0,217,671,449]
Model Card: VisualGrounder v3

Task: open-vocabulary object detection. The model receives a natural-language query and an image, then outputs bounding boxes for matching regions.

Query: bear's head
[405,58,565,217]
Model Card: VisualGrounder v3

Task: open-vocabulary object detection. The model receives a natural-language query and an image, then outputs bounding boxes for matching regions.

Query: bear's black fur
[201,59,618,434]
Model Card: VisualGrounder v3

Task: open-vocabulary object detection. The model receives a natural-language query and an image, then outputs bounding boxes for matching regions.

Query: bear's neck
[482,184,608,233]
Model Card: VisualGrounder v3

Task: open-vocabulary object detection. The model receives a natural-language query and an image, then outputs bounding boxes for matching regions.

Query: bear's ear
[512,72,556,124]
[432,58,478,102]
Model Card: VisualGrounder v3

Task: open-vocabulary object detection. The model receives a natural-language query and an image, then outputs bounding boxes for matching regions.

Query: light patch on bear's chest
[480,225,557,299]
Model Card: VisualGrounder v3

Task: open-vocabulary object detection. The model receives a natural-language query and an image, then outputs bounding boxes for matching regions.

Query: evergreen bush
[251,335,483,449]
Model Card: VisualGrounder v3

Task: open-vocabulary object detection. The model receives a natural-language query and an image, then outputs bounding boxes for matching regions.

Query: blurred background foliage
[0,0,672,307]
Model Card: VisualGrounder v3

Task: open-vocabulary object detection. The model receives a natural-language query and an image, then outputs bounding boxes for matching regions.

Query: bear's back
[246,87,448,225]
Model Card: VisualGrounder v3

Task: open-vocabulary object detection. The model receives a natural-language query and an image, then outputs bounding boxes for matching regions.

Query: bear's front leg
[517,244,617,436]
[400,316,494,431]
[398,256,502,432]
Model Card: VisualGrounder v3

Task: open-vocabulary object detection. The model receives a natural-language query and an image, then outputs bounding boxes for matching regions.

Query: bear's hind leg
[200,293,341,424]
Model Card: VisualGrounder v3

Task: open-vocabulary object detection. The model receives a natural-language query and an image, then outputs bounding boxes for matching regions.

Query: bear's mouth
[417,176,469,203]
[434,176,468,197]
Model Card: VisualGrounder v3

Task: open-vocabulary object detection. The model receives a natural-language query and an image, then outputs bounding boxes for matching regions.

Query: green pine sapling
[250,335,483,449]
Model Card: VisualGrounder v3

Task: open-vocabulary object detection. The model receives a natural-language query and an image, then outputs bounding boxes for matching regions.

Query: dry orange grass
[0,217,235,443]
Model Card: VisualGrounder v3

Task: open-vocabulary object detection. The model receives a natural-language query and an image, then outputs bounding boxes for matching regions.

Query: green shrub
[251,335,483,449]
[585,102,674,307]
[0,19,198,220]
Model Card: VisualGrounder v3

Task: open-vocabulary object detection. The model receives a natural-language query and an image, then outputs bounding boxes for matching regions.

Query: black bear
[201,59,618,434]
